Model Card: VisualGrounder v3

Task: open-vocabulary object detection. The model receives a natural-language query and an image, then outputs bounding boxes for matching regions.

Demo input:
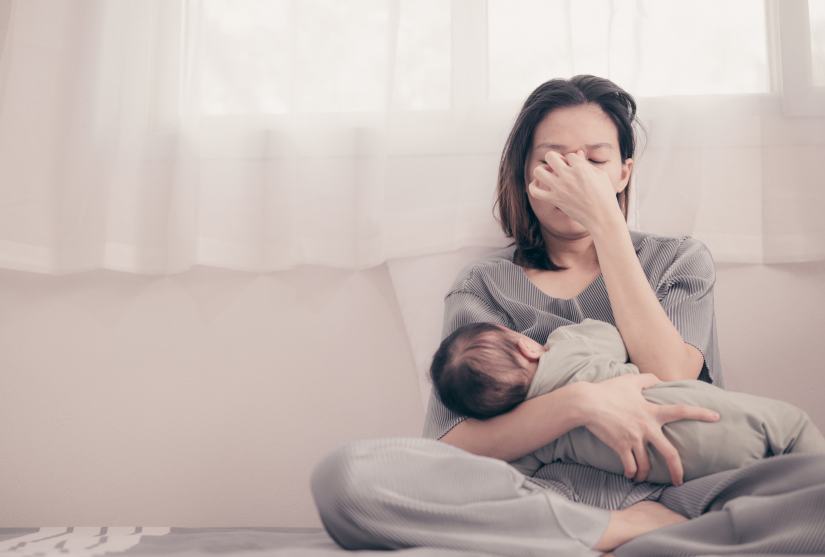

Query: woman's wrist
[586,206,628,240]
[561,380,595,429]
[570,379,630,435]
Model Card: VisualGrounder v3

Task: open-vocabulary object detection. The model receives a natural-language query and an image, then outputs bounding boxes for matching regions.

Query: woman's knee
[312,438,423,505]
[311,439,382,549]
[312,440,377,507]
[310,437,441,549]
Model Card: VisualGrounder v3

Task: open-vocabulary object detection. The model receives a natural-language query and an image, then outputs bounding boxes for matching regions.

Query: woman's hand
[529,150,621,231]
[578,373,720,486]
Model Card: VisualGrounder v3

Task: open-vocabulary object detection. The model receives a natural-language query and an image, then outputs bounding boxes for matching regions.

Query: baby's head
[430,323,547,420]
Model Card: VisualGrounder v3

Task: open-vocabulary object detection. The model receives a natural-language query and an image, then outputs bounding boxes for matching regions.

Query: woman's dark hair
[495,75,644,270]
[429,322,529,420]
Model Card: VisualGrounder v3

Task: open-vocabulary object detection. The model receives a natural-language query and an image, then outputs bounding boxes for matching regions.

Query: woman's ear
[617,158,634,193]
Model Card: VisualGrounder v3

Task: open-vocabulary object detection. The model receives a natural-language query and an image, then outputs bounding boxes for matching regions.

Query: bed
[4,519,825,557]
[0,527,496,557]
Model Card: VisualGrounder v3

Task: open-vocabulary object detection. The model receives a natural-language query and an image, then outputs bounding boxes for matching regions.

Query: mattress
[0,527,494,557]
[3,524,824,557]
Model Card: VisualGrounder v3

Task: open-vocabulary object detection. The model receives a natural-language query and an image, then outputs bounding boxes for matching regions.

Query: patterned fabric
[425,230,722,441]
[0,526,460,556]
[619,453,825,556]
[311,438,825,556]
[0,528,173,557]
[311,438,611,557]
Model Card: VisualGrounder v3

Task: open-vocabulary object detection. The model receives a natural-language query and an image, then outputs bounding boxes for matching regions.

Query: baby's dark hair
[429,322,530,420]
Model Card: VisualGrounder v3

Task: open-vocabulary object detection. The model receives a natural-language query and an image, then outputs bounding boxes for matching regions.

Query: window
[196,0,777,117]
[777,0,825,115]
[198,0,452,115]
[809,0,825,86]
[487,0,769,101]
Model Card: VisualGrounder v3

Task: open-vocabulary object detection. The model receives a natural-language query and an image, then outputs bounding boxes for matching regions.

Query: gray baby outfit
[509,318,825,483]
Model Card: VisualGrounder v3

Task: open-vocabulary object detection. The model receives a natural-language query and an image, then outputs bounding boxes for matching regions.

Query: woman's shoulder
[629,230,716,283]
[629,230,710,253]
[447,244,519,294]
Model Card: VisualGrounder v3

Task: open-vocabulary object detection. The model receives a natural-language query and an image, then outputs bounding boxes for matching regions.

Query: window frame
[774,0,825,116]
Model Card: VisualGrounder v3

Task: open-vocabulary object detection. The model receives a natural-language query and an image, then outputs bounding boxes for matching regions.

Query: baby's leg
[771,405,825,454]
[644,381,825,482]
[517,384,825,486]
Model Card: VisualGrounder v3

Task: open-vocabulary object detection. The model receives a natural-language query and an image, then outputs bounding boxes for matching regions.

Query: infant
[430,319,825,484]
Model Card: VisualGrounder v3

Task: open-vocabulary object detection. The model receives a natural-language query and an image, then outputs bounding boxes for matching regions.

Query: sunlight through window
[199,0,450,114]
[488,0,769,100]
[199,0,771,115]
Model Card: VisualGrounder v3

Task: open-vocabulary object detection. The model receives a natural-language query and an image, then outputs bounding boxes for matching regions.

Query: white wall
[715,261,825,429]
[1,258,824,528]
[0,264,424,528]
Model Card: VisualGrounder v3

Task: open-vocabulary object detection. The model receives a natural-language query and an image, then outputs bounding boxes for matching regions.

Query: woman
[311,76,825,556]
[431,75,720,487]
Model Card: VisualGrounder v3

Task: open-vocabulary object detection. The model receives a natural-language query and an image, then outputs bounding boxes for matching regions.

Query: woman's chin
[543,222,590,241]
[553,214,586,233]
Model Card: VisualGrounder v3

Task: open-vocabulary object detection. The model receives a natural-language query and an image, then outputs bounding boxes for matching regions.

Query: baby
[430,319,825,484]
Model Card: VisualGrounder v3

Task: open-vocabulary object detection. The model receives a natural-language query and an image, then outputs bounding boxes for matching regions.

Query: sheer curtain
[0,0,823,274]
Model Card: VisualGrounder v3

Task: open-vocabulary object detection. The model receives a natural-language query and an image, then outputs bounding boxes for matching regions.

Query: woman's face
[524,103,632,240]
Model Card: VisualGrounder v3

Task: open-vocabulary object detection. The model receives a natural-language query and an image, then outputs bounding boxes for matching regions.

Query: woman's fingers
[534,148,620,230]
[634,372,662,390]
[631,443,652,483]
[563,149,587,167]
[543,150,570,171]
[527,179,554,201]
[532,166,557,189]
[650,403,718,485]
[658,403,720,425]
[580,376,715,486]
[618,448,638,480]
[646,430,684,486]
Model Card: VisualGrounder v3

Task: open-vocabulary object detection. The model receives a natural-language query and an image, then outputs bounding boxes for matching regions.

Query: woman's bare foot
[593,500,688,553]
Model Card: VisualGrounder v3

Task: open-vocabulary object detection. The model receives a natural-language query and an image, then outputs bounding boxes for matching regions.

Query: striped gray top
[424,230,722,441]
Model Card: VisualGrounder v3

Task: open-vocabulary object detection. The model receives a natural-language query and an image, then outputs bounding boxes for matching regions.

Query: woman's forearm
[589,213,703,381]
[443,372,720,482]
[439,382,589,461]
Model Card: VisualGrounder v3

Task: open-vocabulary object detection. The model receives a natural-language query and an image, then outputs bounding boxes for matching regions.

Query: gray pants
[311,437,825,556]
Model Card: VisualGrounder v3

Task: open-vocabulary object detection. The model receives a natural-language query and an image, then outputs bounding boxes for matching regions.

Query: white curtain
[0,0,823,275]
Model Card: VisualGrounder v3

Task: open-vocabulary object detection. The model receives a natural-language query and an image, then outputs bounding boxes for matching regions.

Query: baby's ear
[516,338,542,362]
